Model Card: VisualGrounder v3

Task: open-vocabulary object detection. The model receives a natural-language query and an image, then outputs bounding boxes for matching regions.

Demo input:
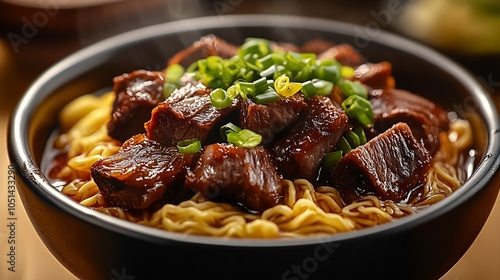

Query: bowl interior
[11,15,500,246]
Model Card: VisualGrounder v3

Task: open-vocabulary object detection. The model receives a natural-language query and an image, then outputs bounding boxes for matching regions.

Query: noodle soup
[42,36,474,238]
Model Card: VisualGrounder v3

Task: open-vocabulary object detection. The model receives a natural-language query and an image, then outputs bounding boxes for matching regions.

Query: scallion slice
[337,137,352,154]
[344,130,361,148]
[254,89,280,104]
[227,128,262,148]
[353,124,367,145]
[177,138,202,154]
[322,150,343,170]
[163,64,185,98]
[339,80,368,99]
[220,123,262,148]
[219,122,242,141]
[341,95,374,127]
[210,88,232,109]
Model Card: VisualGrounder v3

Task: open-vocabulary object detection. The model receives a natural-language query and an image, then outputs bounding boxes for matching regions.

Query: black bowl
[8,15,500,280]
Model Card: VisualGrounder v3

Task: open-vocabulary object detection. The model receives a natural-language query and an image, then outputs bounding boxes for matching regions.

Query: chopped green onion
[274,75,302,97]
[260,65,286,79]
[312,79,333,96]
[337,136,352,154]
[177,138,202,154]
[258,54,275,70]
[322,150,343,170]
[344,130,361,148]
[253,77,268,93]
[315,65,340,82]
[341,95,374,127]
[227,128,262,148]
[163,83,177,98]
[301,81,316,98]
[226,84,242,99]
[221,122,262,148]
[219,122,242,141]
[163,64,185,98]
[339,80,368,99]
[285,51,306,71]
[254,89,280,104]
[165,64,185,82]
[353,124,367,145]
[238,81,257,97]
[239,38,272,60]
[210,88,232,109]
[301,79,333,98]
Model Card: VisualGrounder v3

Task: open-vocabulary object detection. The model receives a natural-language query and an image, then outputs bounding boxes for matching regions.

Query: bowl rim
[8,14,500,247]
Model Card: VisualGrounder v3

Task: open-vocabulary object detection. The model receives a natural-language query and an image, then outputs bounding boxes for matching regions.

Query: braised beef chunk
[317,44,366,67]
[108,70,165,142]
[145,82,239,146]
[168,35,238,67]
[240,94,307,145]
[331,122,431,203]
[300,39,337,54]
[271,41,299,53]
[273,96,349,181]
[91,134,194,210]
[185,143,284,212]
[370,89,449,155]
[354,61,395,90]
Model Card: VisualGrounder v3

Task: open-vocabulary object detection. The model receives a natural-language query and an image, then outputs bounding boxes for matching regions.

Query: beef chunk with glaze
[91,134,194,210]
[240,93,307,145]
[354,61,395,90]
[107,70,165,143]
[317,44,366,68]
[185,143,284,212]
[168,35,238,67]
[331,122,432,203]
[370,88,449,155]
[273,96,349,181]
[145,82,240,146]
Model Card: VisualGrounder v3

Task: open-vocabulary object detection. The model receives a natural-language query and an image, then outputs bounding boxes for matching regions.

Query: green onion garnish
[337,136,352,154]
[315,65,340,82]
[253,77,269,93]
[254,89,280,104]
[219,122,242,141]
[227,128,262,148]
[339,80,368,99]
[177,138,202,154]
[210,88,232,109]
[341,95,374,127]
[301,79,333,98]
[322,150,343,170]
[220,122,262,148]
[353,124,367,145]
[164,64,185,98]
[344,130,361,148]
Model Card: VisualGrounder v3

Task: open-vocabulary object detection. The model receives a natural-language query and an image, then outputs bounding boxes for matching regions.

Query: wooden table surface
[1,1,499,279]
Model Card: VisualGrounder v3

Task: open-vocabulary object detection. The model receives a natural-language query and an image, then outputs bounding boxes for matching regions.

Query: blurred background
[1,0,499,279]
